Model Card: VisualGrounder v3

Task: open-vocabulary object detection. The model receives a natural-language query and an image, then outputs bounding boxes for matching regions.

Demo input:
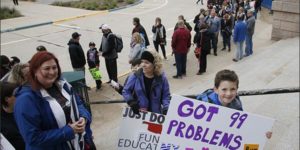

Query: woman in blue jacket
[14,51,92,150]
[122,50,171,115]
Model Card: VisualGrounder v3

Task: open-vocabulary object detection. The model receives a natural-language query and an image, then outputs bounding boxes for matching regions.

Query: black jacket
[132,24,150,46]
[193,29,211,55]
[68,39,86,68]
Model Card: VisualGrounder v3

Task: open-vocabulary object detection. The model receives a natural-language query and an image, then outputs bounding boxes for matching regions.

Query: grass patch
[0,7,22,20]
[52,0,138,10]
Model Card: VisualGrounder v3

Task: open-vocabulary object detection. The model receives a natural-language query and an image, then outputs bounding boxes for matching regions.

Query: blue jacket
[205,16,221,33]
[196,89,243,111]
[233,20,247,43]
[14,79,91,150]
[122,69,171,114]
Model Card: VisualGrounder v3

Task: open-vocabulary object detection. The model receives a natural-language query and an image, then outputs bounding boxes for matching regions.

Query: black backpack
[114,34,123,53]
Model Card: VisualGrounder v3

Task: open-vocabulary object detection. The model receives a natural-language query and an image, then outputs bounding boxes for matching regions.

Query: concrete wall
[271,0,300,40]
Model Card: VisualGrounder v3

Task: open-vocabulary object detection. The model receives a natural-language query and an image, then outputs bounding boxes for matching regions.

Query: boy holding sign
[196,69,272,139]
[87,42,102,90]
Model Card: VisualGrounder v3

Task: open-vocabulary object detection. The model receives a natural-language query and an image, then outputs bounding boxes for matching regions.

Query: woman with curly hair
[122,50,171,115]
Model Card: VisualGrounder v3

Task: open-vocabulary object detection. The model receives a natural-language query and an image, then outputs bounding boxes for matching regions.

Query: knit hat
[141,51,154,64]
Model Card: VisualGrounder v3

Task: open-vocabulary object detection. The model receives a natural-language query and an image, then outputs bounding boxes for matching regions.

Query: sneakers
[232,59,238,62]
[214,53,218,56]
[221,48,226,51]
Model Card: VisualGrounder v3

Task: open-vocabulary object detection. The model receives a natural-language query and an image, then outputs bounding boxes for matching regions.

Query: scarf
[40,79,84,150]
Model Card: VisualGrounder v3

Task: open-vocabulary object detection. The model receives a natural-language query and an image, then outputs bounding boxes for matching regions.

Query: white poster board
[117,107,165,150]
[159,95,274,150]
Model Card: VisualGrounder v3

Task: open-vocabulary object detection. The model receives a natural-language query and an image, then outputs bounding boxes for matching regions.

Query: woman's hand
[69,117,86,134]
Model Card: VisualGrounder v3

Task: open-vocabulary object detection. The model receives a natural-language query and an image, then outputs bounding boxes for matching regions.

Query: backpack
[87,48,97,62]
[114,34,123,53]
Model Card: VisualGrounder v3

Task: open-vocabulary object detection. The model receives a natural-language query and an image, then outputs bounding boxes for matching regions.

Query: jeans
[222,32,231,49]
[174,53,187,76]
[245,33,253,56]
[235,41,244,60]
[211,32,218,54]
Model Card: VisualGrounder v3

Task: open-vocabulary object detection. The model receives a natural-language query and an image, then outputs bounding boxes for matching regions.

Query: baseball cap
[36,45,47,51]
[72,32,81,39]
[99,24,110,30]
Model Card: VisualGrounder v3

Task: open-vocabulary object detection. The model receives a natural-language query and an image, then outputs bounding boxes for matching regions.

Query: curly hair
[148,50,163,76]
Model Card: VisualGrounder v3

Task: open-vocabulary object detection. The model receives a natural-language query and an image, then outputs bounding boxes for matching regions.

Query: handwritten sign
[159,95,274,150]
[117,107,165,150]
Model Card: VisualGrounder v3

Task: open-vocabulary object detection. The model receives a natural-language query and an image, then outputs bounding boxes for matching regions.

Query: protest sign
[118,107,165,150]
[159,95,274,150]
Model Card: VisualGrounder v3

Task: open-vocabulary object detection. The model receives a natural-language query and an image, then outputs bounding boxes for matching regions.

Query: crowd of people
[0,0,267,149]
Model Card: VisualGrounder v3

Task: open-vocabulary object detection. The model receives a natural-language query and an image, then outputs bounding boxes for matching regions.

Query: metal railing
[88,87,300,105]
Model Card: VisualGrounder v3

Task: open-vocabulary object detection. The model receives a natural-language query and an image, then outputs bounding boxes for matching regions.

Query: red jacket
[172,27,191,54]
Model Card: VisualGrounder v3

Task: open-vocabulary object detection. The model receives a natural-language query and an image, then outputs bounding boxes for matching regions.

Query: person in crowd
[1,82,25,150]
[234,0,245,20]
[172,15,192,66]
[129,32,144,64]
[221,13,233,52]
[36,45,47,52]
[122,50,171,115]
[68,32,86,74]
[113,59,141,95]
[7,63,29,86]
[254,0,262,18]
[233,14,247,62]
[14,51,93,150]
[172,20,191,79]
[174,15,192,32]
[193,8,206,33]
[132,17,150,48]
[236,6,246,21]
[194,24,211,75]
[99,24,118,83]
[87,42,102,90]
[196,69,243,110]
[245,9,256,56]
[152,17,167,60]
[0,55,11,79]
[205,9,221,56]
[196,69,273,139]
